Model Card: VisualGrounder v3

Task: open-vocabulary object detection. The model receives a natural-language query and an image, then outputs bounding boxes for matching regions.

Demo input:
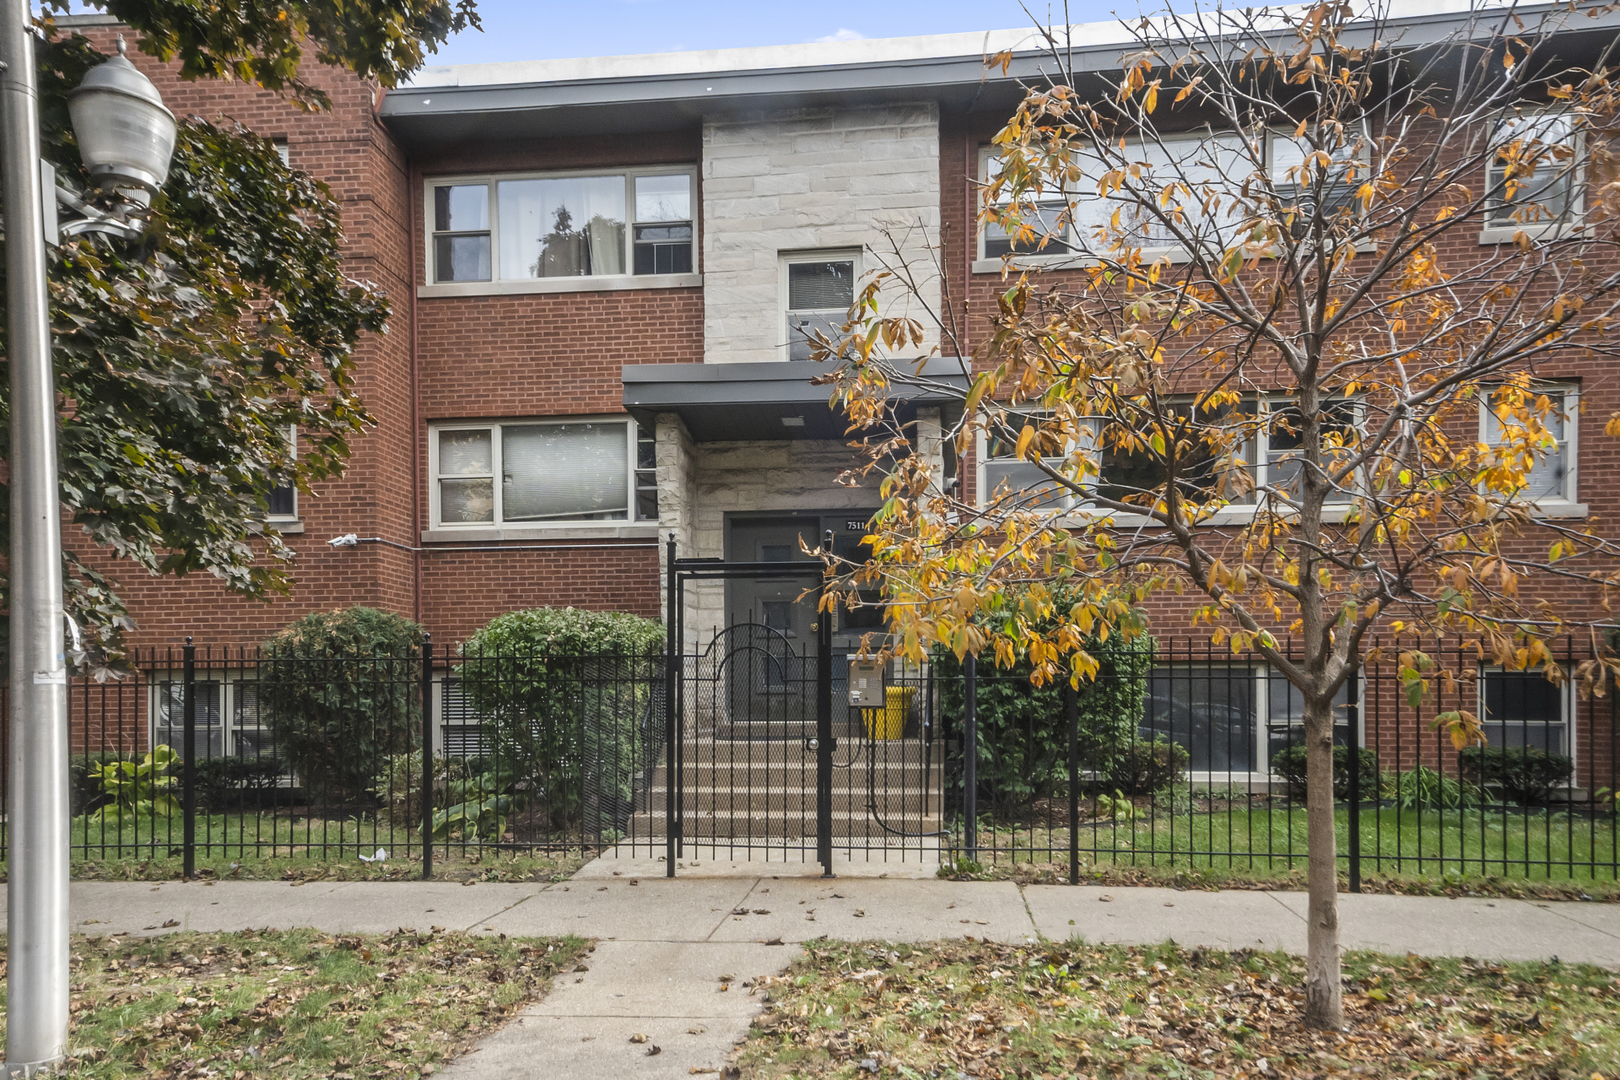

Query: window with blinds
[782,251,859,361]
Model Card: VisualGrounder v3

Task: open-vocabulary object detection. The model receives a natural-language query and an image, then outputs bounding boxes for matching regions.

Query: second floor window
[429,168,696,285]
[783,251,859,361]
[267,425,297,521]
[1486,114,1581,230]
[431,417,652,528]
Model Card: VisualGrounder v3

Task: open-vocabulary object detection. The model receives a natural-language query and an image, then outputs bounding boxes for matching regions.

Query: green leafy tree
[42,0,481,109]
[0,0,479,668]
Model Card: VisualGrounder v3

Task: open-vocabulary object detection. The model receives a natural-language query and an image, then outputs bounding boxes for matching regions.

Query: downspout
[407,157,424,625]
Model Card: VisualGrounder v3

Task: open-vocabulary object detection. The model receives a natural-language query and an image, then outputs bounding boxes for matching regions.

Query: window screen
[1483,389,1571,501]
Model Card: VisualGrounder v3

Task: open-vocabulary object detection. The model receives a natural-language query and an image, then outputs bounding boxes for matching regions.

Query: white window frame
[779,248,863,361]
[266,423,298,523]
[1480,112,1585,245]
[1477,381,1581,512]
[428,416,650,532]
[149,671,278,765]
[974,397,1359,523]
[422,165,701,297]
[1143,664,1363,787]
[973,134,1247,273]
[1477,666,1575,772]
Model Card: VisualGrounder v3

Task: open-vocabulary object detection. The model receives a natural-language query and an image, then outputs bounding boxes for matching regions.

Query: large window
[1485,114,1581,231]
[979,397,1358,513]
[1480,383,1578,505]
[428,168,696,285]
[1143,666,1260,773]
[782,250,859,361]
[1141,665,1358,778]
[978,135,1248,261]
[1480,670,1569,758]
[430,417,654,529]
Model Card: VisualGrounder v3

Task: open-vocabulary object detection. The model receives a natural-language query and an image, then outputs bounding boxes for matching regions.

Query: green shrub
[935,633,1155,810]
[1457,746,1573,805]
[458,608,664,830]
[1391,765,1479,809]
[71,751,141,816]
[369,751,471,823]
[1269,744,1381,802]
[76,746,182,824]
[257,606,424,798]
[1104,737,1190,796]
[194,757,284,811]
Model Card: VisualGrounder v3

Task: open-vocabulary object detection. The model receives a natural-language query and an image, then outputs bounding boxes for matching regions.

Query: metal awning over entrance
[622,358,969,442]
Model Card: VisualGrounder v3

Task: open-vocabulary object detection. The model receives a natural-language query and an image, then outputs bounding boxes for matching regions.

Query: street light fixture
[2,13,175,1075]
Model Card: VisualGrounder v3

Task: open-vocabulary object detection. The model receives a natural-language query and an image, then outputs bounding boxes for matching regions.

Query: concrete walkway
[29,868,1620,1079]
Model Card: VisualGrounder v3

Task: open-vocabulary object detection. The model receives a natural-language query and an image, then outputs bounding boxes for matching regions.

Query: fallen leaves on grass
[733,938,1620,1079]
[0,928,588,1079]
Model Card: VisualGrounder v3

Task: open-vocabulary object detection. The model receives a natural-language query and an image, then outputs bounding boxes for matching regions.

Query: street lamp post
[1,10,174,1072]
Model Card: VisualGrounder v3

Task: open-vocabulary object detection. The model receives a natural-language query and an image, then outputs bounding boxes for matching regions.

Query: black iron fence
[940,637,1620,887]
[1,633,1615,886]
[0,639,666,875]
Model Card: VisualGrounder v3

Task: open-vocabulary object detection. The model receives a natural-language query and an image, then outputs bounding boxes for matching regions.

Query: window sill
[1478,222,1584,246]
[251,519,304,535]
[972,249,1192,274]
[1518,501,1589,519]
[417,273,701,299]
[420,523,661,543]
[996,504,1359,528]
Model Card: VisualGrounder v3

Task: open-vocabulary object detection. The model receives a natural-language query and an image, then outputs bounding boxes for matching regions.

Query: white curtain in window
[498,177,626,279]
[502,423,628,521]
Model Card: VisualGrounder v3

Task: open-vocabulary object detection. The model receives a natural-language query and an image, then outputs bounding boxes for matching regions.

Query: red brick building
[60,5,1620,791]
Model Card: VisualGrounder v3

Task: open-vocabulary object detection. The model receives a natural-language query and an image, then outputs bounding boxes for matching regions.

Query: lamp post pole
[2,0,71,1071]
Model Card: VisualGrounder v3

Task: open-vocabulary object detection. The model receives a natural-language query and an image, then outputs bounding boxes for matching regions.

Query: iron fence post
[666,533,678,877]
[1347,667,1361,892]
[182,638,196,879]
[816,534,835,877]
[421,636,434,880]
[963,653,977,863]
[1066,680,1078,886]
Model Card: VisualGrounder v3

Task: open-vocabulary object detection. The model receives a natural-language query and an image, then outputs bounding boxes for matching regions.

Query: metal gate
[660,534,943,876]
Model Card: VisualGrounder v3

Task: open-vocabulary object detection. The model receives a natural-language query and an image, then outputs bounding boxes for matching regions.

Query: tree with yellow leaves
[824,0,1620,1030]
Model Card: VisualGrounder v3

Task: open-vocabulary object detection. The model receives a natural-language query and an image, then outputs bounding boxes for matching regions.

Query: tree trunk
[1302,695,1344,1029]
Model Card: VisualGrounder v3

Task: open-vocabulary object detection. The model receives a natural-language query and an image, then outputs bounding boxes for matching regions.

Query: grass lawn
[733,939,1620,1079]
[959,804,1620,897]
[0,929,588,1078]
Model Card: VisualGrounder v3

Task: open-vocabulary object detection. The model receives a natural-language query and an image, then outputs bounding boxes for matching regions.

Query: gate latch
[804,737,837,752]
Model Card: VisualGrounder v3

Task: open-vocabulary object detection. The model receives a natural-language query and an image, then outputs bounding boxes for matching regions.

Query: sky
[426,0,1129,67]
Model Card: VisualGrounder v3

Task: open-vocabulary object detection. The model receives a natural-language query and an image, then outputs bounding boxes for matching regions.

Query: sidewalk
[25,868,1620,1079]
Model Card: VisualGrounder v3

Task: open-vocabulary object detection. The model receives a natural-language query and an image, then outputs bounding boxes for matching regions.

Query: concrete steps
[627,734,945,842]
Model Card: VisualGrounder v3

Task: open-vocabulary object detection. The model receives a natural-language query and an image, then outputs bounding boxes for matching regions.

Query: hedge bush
[257,607,424,798]
[1269,744,1381,803]
[1104,736,1189,796]
[1457,745,1573,805]
[458,607,664,831]
[935,629,1157,810]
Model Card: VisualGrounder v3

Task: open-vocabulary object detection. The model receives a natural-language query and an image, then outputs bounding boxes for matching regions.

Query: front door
[725,520,821,729]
